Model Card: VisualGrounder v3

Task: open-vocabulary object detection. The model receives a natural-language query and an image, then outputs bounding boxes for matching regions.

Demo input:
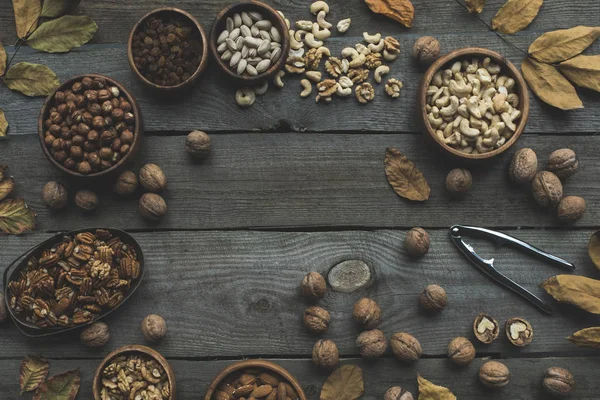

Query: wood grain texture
[1,229,599,358]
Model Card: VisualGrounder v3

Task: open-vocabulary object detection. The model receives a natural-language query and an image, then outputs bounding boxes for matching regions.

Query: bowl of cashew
[418,47,529,161]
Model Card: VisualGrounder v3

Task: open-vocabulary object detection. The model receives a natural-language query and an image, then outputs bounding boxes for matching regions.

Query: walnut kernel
[505,317,533,347]
[479,361,510,388]
[353,298,381,329]
[447,337,475,366]
[141,314,167,342]
[390,332,422,363]
[139,163,167,192]
[419,284,447,313]
[405,227,430,257]
[384,386,413,400]
[186,130,212,159]
[473,313,499,344]
[412,36,440,67]
[300,272,327,301]
[303,306,330,333]
[356,329,388,358]
[42,181,68,210]
[312,339,339,368]
[80,321,110,347]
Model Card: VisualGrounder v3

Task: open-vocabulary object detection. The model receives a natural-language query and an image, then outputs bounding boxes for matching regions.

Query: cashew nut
[457,104,469,118]
[428,113,443,128]
[476,68,492,85]
[254,81,268,96]
[373,65,390,83]
[383,50,398,61]
[338,76,353,88]
[459,119,480,138]
[294,30,307,42]
[426,85,439,96]
[471,79,481,96]
[296,20,313,31]
[492,93,508,114]
[481,87,497,102]
[235,87,256,107]
[273,70,285,88]
[442,69,453,86]
[483,57,502,75]
[475,136,492,153]
[465,96,482,119]
[504,78,516,92]
[276,10,290,29]
[507,93,519,108]
[496,76,508,89]
[310,1,329,14]
[433,71,443,87]
[289,47,304,57]
[510,108,522,122]
[289,30,303,50]
[362,32,381,44]
[444,132,461,146]
[337,18,351,33]
[312,23,331,40]
[300,79,313,97]
[501,112,516,132]
[316,46,330,57]
[440,96,459,118]
[341,59,349,73]
[305,71,322,82]
[336,82,352,96]
[350,54,366,68]
[355,43,371,55]
[451,61,462,74]
[448,80,472,97]
[316,10,332,29]
[304,33,323,48]
[443,121,454,138]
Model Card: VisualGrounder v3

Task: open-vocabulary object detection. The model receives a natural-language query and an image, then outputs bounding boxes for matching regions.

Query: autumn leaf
[19,355,49,394]
[0,198,36,235]
[0,177,15,201]
[33,369,81,400]
[364,0,414,28]
[466,0,486,13]
[13,0,41,39]
[0,42,6,76]
[41,0,81,18]
[0,109,8,137]
[491,0,543,34]
[26,15,98,53]
[528,26,600,64]
[384,147,430,201]
[588,230,600,271]
[417,375,456,400]
[4,62,60,97]
[541,275,600,314]
[568,327,600,349]
[320,365,364,400]
[558,55,600,92]
[0,165,6,181]
[521,57,583,110]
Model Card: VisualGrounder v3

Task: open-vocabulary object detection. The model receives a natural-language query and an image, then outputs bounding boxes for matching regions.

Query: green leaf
[26,15,97,53]
[33,369,80,400]
[0,109,7,137]
[12,0,42,39]
[0,42,6,76]
[41,0,81,17]
[19,355,49,394]
[5,62,60,97]
[0,198,37,235]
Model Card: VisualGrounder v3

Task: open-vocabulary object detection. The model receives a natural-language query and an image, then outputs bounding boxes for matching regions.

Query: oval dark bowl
[38,74,143,179]
[210,1,290,83]
[3,227,144,337]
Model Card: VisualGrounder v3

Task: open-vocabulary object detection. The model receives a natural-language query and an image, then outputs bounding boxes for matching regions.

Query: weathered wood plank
[1,133,598,230]
[1,229,599,358]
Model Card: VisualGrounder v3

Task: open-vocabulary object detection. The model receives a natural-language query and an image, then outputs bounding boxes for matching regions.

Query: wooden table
[1,0,599,398]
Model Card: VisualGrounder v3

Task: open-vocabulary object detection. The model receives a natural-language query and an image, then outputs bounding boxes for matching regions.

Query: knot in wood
[327,260,372,293]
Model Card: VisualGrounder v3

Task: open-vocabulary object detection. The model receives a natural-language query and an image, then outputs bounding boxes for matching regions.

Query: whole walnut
[446,168,472,196]
[139,193,167,221]
[303,306,330,333]
[185,130,212,159]
[412,36,440,67]
[509,148,538,184]
[141,314,167,342]
[447,337,476,366]
[75,190,99,211]
[353,298,382,329]
[419,284,447,313]
[80,322,110,347]
[479,361,510,388]
[542,367,575,397]
[0,292,7,324]
[139,163,167,192]
[532,171,563,209]
[113,170,138,196]
[384,386,414,400]
[405,227,430,257]
[356,329,388,358]
[390,332,422,363]
[556,196,586,224]
[547,149,579,180]
[300,272,327,301]
[312,339,339,368]
[41,181,68,210]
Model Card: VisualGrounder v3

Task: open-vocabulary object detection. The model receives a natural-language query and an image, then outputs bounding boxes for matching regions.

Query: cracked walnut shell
[390,332,422,363]
[385,78,403,98]
[355,82,375,104]
[353,298,381,329]
[473,313,499,344]
[348,68,369,83]
[312,339,339,368]
[505,317,533,347]
[325,57,344,77]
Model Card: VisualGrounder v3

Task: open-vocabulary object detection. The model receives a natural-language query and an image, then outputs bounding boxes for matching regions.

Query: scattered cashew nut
[289,30,304,50]
[374,65,390,83]
[316,10,332,29]
[310,1,329,14]
[254,81,268,96]
[273,70,285,88]
[336,83,352,96]
[312,23,331,40]
[235,87,256,107]
[362,32,381,44]
[295,20,313,31]
[368,39,385,53]
[300,79,313,97]
[304,33,323,48]
[305,71,322,82]
[337,18,351,33]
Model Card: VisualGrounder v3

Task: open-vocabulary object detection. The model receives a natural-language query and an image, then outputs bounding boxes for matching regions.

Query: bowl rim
[38,73,143,178]
[209,0,290,82]
[127,6,210,91]
[92,345,176,400]
[419,47,530,160]
[204,360,308,400]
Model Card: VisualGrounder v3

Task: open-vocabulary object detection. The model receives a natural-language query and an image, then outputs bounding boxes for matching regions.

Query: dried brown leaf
[466,0,486,13]
[0,109,7,137]
[12,0,41,39]
[364,0,414,28]
[33,369,80,400]
[0,42,6,76]
[521,57,583,110]
[528,26,600,64]
[568,327,600,349]
[0,198,36,235]
[26,15,98,53]
[320,365,364,400]
[4,62,60,97]
[20,355,49,394]
[0,177,15,201]
[384,147,430,201]
[588,230,600,271]
[541,275,600,314]
[417,375,457,400]
[558,55,600,92]
[491,0,543,34]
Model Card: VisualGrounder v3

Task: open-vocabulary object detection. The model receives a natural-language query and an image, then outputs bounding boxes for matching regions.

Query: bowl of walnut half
[93,345,176,400]
[418,47,529,161]
[205,360,307,400]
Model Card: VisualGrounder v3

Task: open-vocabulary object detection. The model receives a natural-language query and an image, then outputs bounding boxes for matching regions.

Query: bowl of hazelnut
[38,74,143,178]
[205,360,307,400]
[418,47,530,161]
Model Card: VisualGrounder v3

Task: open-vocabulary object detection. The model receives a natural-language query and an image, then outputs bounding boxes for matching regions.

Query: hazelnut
[557,196,586,224]
[505,317,533,347]
[141,314,167,342]
[113,170,138,197]
[312,339,339,368]
[186,130,212,159]
[473,313,500,344]
[479,361,510,388]
[356,329,388,358]
[509,148,538,184]
[447,337,475,366]
[300,272,327,301]
[41,181,68,210]
[532,171,563,208]
[303,306,330,333]
[0,292,7,324]
[80,321,110,347]
[412,36,440,67]
[404,227,430,257]
[445,168,472,196]
[139,163,167,192]
[139,193,167,221]
[353,298,382,329]
[384,386,413,400]
[547,149,579,180]
[390,332,422,363]
[419,284,447,313]
[543,367,575,397]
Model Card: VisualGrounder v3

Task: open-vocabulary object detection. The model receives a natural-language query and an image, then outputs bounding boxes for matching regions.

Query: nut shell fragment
[505,317,533,347]
[473,313,499,344]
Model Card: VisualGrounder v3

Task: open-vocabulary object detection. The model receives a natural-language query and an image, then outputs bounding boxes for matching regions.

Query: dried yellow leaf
[521,57,583,110]
[0,198,37,234]
[364,0,414,28]
[0,42,6,76]
[26,15,98,53]
[384,147,430,201]
[466,0,486,13]
[0,109,7,137]
[558,55,600,92]
[491,0,543,34]
[19,355,49,394]
[417,375,456,400]
[12,0,41,39]
[320,365,364,400]
[568,327,600,349]
[0,177,14,201]
[4,62,60,97]
[541,275,600,314]
[588,230,600,271]
[528,26,600,64]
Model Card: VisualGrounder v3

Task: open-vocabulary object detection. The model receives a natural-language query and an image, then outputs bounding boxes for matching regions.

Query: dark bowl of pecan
[205,360,307,400]
[128,7,209,92]
[38,74,143,179]
[3,228,144,337]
